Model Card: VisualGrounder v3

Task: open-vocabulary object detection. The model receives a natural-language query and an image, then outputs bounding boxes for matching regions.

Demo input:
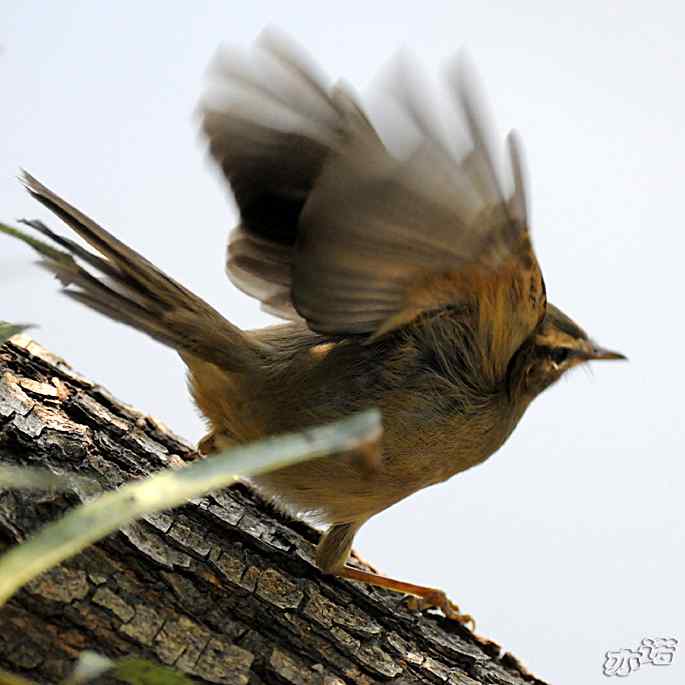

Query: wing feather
[202,32,547,378]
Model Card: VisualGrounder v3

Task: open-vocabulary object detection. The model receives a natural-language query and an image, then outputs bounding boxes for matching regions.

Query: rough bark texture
[0,337,547,685]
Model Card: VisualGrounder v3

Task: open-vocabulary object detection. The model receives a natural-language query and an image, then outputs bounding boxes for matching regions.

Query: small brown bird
[12,32,624,626]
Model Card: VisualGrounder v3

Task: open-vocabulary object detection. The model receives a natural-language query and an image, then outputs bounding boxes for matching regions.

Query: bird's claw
[403,590,475,630]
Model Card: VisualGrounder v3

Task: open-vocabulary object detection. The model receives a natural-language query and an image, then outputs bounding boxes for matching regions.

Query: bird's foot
[338,566,475,629]
[349,548,380,574]
[404,590,475,629]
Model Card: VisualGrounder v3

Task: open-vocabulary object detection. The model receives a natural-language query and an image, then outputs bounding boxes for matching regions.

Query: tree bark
[0,337,547,685]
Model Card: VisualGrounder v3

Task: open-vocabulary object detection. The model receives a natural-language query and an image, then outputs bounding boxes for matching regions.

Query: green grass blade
[0,464,101,495]
[0,409,381,606]
[0,669,37,685]
[0,221,73,264]
[64,651,196,685]
[0,322,34,345]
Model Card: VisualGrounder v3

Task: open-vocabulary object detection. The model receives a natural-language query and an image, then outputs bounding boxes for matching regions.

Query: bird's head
[509,303,626,403]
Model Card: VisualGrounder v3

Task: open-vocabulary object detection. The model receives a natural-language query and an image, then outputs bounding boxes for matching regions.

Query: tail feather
[17,172,263,372]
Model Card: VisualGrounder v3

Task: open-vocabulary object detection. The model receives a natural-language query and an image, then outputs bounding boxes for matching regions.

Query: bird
[8,30,625,627]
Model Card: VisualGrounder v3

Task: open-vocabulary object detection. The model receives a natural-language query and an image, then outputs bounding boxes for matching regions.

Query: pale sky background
[1,2,683,683]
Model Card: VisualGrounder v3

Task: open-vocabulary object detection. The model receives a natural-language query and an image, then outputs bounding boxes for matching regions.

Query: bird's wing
[202,31,546,379]
[202,30,349,320]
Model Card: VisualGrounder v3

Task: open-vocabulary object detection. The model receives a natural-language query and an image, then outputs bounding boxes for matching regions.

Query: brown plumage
[11,31,625,625]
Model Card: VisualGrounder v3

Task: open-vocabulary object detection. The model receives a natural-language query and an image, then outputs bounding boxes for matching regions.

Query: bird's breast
[378,394,517,490]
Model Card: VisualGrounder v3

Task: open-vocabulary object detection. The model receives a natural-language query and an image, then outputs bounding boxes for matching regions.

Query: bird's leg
[317,523,474,628]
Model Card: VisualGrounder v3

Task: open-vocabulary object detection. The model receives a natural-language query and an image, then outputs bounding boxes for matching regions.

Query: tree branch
[0,336,546,685]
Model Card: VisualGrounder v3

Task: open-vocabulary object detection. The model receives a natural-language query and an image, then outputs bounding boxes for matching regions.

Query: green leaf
[63,652,114,685]
[64,652,196,685]
[0,221,73,265]
[2,650,201,684]
[112,658,195,685]
[0,321,33,345]
[0,409,381,606]
[0,669,37,685]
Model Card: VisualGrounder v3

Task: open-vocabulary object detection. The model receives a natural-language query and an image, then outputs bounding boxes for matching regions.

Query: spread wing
[202,31,546,380]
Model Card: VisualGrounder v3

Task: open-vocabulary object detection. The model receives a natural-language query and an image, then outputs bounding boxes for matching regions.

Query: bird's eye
[550,348,571,365]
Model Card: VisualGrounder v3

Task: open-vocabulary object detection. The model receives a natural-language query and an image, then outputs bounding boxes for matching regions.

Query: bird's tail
[13,172,263,373]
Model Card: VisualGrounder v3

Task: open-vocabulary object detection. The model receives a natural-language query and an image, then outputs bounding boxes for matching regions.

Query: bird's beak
[585,344,627,361]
